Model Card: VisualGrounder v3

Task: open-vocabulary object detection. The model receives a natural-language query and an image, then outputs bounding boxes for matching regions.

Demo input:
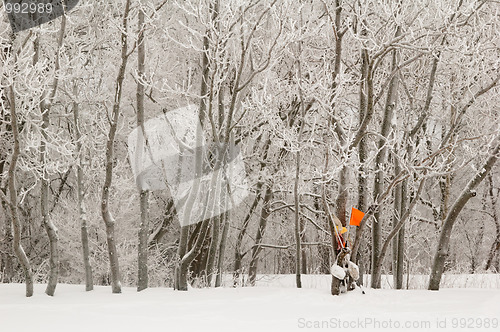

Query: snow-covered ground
[1,275,499,332]
[251,273,500,289]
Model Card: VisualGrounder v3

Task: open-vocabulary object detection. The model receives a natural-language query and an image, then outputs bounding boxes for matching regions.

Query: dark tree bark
[72,89,93,291]
[248,186,273,286]
[187,221,210,282]
[215,212,229,287]
[137,190,149,291]
[293,82,308,288]
[175,227,189,290]
[329,0,348,249]
[176,203,215,290]
[392,158,402,287]
[136,7,149,292]
[233,182,262,285]
[293,145,303,288]
[331,248,350,296]
[0,47,14,284]
[392,159,406,290]
[205,215,221,286]
[352,28,369,264]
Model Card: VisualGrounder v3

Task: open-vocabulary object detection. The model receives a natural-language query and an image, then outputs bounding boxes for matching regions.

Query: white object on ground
[331,264,346,280]
[348,261,360,280]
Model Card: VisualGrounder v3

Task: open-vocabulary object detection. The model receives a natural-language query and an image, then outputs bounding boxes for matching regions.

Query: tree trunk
[354,148,368,264]
[7,85,33,297]
[100,0,132,294]
[313,186,330,274]
[148,197,175,245]
[1,198,14,283]
[176,132,227,290]
[336,166,348,228]
[214,140,233,288]
[73,87,93,291]
[293,97,306,287]
[40,106,59,296]
[174,106,208,290]
[429,139,500,290]
[176,212,213,290]
[136,7,149,292]
[215,212,229,287]
[396,179,406,289]
[248,186,273,286]
[233,182,262,285]
[370,109,388,287]
[329,0,347,259]
[233,138,270,285]
[175,225,189,289]
[0,29,14,285]
[392,157,406,289]
[174,1,215,291]
[294,148,302,288]
[35,13,66,296]
[300,224,307,275]
[331,275,342,296]
[137,190,149,291]
[205,215,221,286]
[485,173,499,271]
[352,33,369,264]
[392,158,401,286]
[372,178,425,287]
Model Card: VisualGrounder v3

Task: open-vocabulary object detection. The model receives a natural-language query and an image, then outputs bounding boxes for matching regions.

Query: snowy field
[1,275,499,332]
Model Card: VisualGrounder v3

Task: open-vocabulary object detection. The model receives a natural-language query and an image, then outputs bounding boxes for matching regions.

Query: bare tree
[172,0,283,290]
[72,84,93,291]
[101,0,132,293]
[429,138,500,290]
[35,14,67,297]
[0,53,34,296]
[136,3,149,293]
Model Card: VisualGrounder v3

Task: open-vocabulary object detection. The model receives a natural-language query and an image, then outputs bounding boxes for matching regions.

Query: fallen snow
[1,277,499,332]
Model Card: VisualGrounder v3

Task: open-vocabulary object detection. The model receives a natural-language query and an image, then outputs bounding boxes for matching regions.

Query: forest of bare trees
[0,0,499,297]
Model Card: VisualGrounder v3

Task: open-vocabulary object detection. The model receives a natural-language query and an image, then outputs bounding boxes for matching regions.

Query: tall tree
[429,138,500,290]
[37,13,67,297]
[136,3,149,293]
[101,0,132,293]
[1,68,34,297]
[72,84,93,291]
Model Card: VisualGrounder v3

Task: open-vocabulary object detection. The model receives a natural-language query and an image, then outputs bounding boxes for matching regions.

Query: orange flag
[349,207,365,226]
